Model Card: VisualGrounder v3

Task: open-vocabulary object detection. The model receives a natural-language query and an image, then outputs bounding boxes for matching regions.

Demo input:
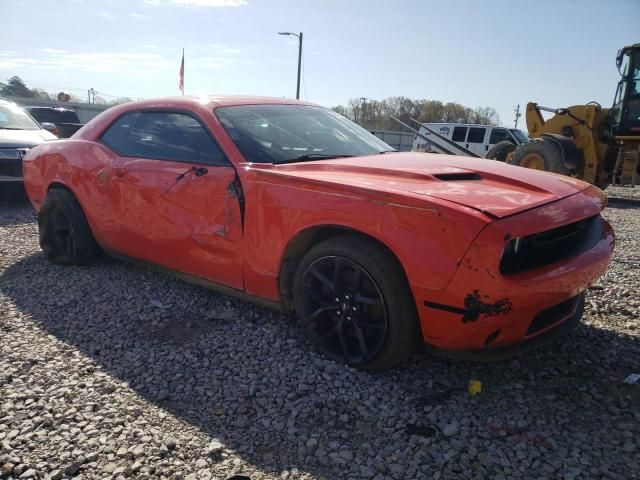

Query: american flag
[178,49,184,94]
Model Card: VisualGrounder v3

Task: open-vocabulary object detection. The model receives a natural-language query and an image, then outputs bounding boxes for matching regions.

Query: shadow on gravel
[2,252,639,478]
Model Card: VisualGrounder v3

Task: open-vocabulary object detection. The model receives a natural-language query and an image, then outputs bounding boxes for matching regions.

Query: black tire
[510,139,570,175]
[38,188,100,265]
[486,140,516,162]
[293,234,421,370]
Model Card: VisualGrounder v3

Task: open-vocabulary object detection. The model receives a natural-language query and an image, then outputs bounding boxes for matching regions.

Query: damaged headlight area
[500,215,603,275]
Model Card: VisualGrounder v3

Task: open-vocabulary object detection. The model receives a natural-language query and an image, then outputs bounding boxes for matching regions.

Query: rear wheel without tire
[510,139,570,175]
[293,235,421,370]
[486,140,516,162]
[38,188,100,265]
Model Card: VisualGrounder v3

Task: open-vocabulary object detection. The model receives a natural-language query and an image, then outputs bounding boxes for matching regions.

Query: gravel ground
[1,187,639,480]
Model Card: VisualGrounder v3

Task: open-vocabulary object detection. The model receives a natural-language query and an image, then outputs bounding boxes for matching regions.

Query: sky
[1,0,638,127]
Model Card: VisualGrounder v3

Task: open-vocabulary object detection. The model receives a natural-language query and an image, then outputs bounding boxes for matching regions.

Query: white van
[413,123,529,157]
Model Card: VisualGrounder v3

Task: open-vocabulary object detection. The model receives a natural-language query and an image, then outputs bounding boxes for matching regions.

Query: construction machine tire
[486,141,516,162]
[510,139,570,175]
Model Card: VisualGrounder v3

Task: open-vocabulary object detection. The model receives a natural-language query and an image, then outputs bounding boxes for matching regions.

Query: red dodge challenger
[22,96,614,369]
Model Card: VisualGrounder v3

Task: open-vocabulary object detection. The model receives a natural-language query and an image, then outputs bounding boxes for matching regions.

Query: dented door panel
[107,156,243,289]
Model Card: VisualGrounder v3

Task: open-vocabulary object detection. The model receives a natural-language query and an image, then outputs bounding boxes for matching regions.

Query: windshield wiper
[275,153,356,165]
[0,127,26,130]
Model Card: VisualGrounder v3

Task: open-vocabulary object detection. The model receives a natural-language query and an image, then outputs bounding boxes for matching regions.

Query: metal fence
[370,130,414,152]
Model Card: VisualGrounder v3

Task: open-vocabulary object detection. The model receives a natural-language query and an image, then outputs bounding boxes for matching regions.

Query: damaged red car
[23,97,614,369]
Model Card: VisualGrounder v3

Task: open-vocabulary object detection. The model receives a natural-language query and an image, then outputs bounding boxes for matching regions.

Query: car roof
[119,95,321,110]
[422,123,499,128]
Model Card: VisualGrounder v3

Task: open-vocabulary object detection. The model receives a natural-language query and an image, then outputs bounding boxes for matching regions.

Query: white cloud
[145,0,247,6]
[0,50,174,74]
[43,48,69,54]
[0,48,249,75]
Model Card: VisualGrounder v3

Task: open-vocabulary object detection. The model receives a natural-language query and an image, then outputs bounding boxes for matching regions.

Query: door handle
[113,167,127,178]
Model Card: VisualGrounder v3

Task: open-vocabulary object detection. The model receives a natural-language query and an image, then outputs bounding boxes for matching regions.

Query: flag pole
[182,48,184,96]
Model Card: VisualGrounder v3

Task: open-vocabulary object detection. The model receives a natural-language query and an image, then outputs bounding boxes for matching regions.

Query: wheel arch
[47,181,73,192]
[43,180,101,247]
[277,224,413,311]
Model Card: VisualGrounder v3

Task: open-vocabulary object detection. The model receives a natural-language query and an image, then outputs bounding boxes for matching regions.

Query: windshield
[215,104,392,164]
[509,129,529,143]
[0,103,40,130]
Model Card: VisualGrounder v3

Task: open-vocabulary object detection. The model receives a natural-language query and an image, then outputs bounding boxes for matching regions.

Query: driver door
[99,110,243,289]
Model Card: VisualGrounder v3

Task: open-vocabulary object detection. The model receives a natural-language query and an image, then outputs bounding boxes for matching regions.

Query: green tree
[331,105,349,117]
[419,100,445,123]
[31,88,51,100]
[334,96,501,130]
[0,76,34,98]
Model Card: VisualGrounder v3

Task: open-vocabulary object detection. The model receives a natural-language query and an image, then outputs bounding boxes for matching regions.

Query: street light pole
[278,31,303,100]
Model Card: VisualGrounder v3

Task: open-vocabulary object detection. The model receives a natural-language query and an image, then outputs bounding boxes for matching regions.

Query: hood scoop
[432,172,482,181]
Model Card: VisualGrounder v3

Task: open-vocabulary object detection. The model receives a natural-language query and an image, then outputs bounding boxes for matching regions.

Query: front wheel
[293,235,421,370]
[510,139,570,175]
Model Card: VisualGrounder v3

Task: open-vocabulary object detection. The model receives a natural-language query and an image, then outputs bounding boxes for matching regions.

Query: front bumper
[423,293,585,361]
[414,186,614,354]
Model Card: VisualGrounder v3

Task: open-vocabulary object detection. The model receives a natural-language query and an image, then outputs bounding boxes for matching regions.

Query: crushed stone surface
[1,188,639,479]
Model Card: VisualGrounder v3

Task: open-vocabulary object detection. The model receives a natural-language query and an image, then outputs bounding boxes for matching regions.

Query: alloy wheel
[297,256,388,364]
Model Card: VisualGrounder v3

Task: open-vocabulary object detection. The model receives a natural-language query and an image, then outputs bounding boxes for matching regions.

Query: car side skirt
[104,248,283,313]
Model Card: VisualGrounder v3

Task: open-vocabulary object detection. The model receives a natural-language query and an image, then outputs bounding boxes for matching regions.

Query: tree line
[0,76,131,106]
[332,97,500,131]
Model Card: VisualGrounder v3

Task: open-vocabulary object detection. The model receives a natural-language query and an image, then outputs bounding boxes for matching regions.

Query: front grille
[500,215,602,275]
[526,295,580,336]
[0,159,23,178]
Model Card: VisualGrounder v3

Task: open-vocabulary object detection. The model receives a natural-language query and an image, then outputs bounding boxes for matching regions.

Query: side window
[101,111,228,165]
[489,128,512,144]
[452,127,467,142]
[467,127,486,143]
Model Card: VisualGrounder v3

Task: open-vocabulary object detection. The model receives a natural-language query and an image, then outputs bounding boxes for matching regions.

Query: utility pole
[296,32,303,100]
[360,97,368,127]
[278,31,303,99]
[87,88,97,104]
[514,104,521,129]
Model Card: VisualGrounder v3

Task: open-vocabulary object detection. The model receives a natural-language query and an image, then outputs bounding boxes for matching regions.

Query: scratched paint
[462,290,513,323]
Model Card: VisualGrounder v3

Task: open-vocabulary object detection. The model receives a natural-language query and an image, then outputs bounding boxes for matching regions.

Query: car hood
[0,128,57,148]
[257,152,592,218]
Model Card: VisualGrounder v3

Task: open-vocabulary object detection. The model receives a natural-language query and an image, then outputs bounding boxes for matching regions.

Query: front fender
[240,173,489,301]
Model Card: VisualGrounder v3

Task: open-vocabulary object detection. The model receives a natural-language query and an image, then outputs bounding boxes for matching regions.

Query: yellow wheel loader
[507,43,640,188]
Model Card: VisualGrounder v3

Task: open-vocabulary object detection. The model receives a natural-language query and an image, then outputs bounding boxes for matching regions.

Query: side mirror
[41,122,59,137]
[616,49,623,70]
